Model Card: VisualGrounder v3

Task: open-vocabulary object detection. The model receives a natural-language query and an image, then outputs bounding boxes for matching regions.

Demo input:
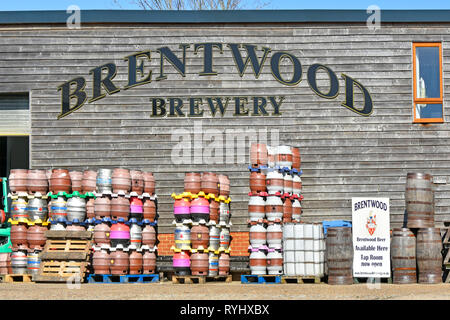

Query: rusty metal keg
[27,170,48,194]
[27,224,47,251]
[249,171,266,193]
[112,168,131,194]
[110,196,129,221]
[142,224,156,248]
[201,172,219,195]
[86,198,95,219]
[50,169,71,194]
[250,143,268,167]
[97,169,113,194]
[142,248,156,274]
[283,198,293,223]
[8,169,28,193]
[110,247,129,275]
[129,249,143,274]
[406,173,434,228]
[11,198,28,221]
[143,172,155,195]
[94,197,111,219]
[82,170,97,194]
[69,171,83,193]
[391,228,417,284]
[416,228,443,284]
[209,198,220,224]
[326,227,353,285]
[92,247,110,275]
[291,147,301,170]
[218,175,230,197]
[184,172,201,194]
[218,252,230,275]
[26,251,41,275]
[130,170,144,194]
[27,198,48,222]
[143,199,156,222]
[93,219,111,246]
[191,252,209,276]
[190,224,209,249]
[11,223,28,249]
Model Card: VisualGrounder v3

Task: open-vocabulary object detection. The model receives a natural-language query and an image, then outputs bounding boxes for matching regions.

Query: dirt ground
[0,281,449,300]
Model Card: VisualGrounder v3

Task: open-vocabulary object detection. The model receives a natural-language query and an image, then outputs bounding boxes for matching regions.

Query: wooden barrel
[416,228,443,284]
[326,227,353,285]
[391,228,417,284]
[405,173,434,228]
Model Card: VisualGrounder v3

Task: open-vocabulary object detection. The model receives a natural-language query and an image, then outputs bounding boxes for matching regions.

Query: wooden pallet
[281,276,323,284]
[34,230,92,283]
[172,274,232,284]
[0,274,33,283]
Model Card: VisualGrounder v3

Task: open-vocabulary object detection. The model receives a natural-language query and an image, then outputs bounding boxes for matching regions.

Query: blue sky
[1,0,450,10]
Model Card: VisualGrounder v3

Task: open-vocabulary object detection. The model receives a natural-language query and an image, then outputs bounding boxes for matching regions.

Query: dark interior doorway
[0,136,29,179]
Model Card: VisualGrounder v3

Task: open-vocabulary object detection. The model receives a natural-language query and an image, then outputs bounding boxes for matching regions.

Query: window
[413,43,443,123]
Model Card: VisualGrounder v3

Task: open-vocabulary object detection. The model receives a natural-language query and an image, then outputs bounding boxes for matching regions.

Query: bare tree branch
[114,0,270,10]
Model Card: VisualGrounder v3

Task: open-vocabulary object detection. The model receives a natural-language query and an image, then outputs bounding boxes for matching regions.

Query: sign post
[352,197,390,278]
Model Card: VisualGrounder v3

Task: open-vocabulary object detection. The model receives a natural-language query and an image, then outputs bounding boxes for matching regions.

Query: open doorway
[0,136,30,178]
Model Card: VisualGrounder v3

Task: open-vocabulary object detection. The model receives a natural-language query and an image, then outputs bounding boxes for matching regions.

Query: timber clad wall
[1,22,450,232]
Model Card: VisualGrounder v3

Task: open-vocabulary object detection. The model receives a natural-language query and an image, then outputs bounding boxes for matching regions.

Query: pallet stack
[171,172,232,284]
[442,223,450,283]
[246,144,302,283]
[87,168,159,283]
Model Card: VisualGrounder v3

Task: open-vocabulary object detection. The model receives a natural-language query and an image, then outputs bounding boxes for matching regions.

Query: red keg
[27,170,48,194]
[130,170,144,194]
[201,172,219,195]
[184,173,201,194]
[9,169,28,193]
[69,171,83,193]
[50,169,71,194]
[143,199,156,222]
[250,143,268,167]
[143,172,155,195]
[250,171,266,193]
[111,168,131,194]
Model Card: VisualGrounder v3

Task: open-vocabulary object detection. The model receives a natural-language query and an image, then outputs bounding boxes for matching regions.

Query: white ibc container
[284,239,295,251]
[320,251,325,263]
[295,251,305,263]
[313,223,321,239]
[284,262,296,276]
[282,223,295,239]
[304,239,314,251]
[295,238,304,250]
[313,239,321,251]
[293,223,304,238]
[304,250,314,263]
[305,262,315,276]
[313,251,320,263]
[295,263,305,276]
[304,224,314,239]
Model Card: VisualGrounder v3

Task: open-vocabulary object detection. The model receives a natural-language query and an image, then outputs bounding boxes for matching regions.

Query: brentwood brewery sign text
[57,43,373,119]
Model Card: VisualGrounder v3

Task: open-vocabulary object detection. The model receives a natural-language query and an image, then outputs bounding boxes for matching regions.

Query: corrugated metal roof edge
[0,9,450,24]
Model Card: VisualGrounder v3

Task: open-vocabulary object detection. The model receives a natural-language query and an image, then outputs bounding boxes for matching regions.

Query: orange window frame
[412,42,444,123]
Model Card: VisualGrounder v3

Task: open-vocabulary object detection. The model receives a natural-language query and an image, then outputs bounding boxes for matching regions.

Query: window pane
[415,103,443,119]
[415,46,441,99]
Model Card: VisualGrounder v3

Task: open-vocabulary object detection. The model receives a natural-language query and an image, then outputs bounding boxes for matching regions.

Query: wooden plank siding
[0,22,449,232]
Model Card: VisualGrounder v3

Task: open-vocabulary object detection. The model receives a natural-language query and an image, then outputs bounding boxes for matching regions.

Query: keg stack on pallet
[391,172,444,284]
[244,144,303,284]
[171,172,232,284]
[87,168,159,284]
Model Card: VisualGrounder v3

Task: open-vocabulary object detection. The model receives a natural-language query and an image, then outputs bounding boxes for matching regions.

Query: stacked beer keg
[91,168,158,276]
[171,172,231,277]
[392,172,443,284]
[248,144,302,275]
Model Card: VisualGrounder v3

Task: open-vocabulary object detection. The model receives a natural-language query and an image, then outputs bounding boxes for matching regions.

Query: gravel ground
[0,282,449,300]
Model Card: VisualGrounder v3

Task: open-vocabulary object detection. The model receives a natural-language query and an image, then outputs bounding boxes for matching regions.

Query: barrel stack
[90,168,158,278]
[400,172,443,284]
[171,172,232,278]
[248,144,303,276]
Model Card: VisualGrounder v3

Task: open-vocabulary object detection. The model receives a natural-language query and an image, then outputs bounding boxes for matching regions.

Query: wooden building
[0,9,449,255]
